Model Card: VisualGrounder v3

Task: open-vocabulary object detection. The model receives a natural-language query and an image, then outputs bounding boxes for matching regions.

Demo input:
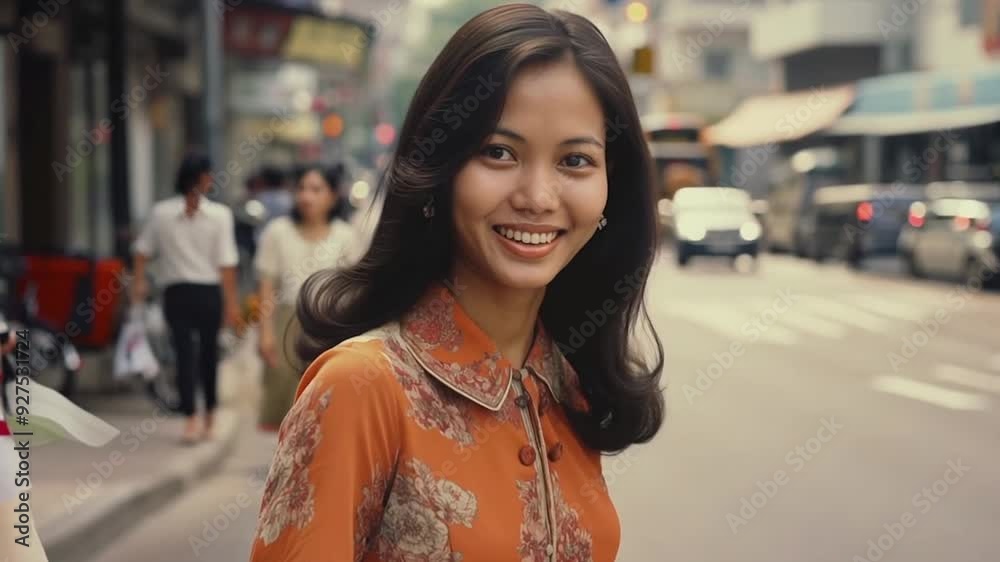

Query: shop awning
[702,85,855,148]
[828,105,1000,135]
[827,63,1000,136]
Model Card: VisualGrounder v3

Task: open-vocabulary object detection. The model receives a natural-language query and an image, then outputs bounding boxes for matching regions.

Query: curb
[42,408,242,562]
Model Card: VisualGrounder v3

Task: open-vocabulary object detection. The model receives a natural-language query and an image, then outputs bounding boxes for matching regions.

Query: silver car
[898,197,1000,286]
[671,187,762,267]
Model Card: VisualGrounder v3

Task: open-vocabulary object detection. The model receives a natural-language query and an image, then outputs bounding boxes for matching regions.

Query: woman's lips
[492,227,563,260]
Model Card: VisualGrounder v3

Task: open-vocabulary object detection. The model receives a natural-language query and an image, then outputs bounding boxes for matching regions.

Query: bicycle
[0,248,81,398]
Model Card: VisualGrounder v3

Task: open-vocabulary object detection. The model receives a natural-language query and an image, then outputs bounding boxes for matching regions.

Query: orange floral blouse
[249,282,620,562]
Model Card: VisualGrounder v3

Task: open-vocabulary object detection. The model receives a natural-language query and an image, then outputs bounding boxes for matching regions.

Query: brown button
[547,443,563,462]
[515,395,530,408]
[518,445,536,465]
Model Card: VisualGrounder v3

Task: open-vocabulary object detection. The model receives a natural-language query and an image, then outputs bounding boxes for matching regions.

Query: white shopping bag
[1,378,120,562]
[113,305,160,380]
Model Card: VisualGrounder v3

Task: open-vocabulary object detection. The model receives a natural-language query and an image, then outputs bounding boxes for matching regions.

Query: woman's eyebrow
[493,127,526,142]
[560,136,604,149]
[493,127,604,149]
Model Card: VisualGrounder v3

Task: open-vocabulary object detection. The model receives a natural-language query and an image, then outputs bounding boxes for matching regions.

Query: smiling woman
[250,4,665,561]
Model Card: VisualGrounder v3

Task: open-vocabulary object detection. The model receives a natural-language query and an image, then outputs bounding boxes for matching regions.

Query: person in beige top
[253,164,355,430]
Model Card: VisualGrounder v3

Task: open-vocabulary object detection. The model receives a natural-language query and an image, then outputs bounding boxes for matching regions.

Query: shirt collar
[174,195,204,219]
[399,282,585,412]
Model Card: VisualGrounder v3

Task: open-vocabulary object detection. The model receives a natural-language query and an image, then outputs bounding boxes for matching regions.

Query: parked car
[764,147,846,256]
[672,187,762,267]
[806,183,926,266]
[898,196,1000,286]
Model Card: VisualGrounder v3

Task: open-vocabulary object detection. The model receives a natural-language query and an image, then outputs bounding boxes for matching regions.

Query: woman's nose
[511,167,560,214]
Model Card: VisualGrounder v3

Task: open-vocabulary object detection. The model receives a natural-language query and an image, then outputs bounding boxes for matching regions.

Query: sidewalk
[33,337,261,562]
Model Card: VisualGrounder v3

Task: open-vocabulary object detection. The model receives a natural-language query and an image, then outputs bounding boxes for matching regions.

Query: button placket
[511,367,559,560]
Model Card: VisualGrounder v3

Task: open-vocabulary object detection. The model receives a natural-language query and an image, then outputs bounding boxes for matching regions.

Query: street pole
[201,0,225,200]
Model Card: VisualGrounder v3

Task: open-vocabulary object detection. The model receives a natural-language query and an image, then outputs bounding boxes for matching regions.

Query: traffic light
[632,46,654,75]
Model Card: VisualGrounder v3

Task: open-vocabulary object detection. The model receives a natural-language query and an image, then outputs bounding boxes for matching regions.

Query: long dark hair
[289,164,349,223]
[296,4,664,453]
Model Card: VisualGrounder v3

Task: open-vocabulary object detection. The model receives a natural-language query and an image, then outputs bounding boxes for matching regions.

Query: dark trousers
[163,283,222,416]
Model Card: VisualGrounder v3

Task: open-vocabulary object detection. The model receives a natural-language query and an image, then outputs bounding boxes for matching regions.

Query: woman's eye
[561,153,593,169]
[482,145,514,161]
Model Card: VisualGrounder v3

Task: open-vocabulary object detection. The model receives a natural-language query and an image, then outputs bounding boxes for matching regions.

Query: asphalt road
[88,252,1000,562]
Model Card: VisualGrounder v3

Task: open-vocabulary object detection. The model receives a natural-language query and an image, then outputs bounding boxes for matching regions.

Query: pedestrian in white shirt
[254,164,355,430]
[131,152,243,444]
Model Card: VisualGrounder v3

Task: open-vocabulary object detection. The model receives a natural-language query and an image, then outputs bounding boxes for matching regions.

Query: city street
[81,250,1000,562]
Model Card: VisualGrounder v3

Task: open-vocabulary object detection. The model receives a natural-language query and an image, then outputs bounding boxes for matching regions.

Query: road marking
[747,296,847,339]
[849,294,928,323]
[871,375,990,411]
[798,297,892,332]
[665,302,800,345]
[934,364,1000,395]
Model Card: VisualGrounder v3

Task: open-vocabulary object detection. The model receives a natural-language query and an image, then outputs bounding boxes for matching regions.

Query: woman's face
[296,170,337,222]
[451,58,608,291]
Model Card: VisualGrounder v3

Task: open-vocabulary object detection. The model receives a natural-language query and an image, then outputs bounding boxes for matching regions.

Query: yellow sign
[632,46,654,75]
[283,17,369,70]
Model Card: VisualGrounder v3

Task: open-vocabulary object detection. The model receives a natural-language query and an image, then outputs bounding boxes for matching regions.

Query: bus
[641,113,713,201]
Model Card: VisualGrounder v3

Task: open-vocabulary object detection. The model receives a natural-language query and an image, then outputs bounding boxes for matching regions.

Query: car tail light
[857,202,874,222]
[908,201,926,228]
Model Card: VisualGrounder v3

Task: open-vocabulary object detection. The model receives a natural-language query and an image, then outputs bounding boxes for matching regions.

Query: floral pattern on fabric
[384,338,477,446]
[355,464,393,561]
[401,287,512,409]
[516,475,550,560]
[553,474,595,561]
[375,458,478,562]
[402,289,464,352]
[257,383,332,545]
[517,472,594,561]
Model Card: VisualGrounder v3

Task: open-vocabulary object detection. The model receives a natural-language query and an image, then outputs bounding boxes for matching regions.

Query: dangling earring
[597,214,608,231]
[422,196,436,219]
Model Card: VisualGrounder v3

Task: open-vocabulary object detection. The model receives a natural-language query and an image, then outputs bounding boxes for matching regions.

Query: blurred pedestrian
[253,164,354,432]
[131,151,243,444]
[254,165,294,226]
[249,5,663,561]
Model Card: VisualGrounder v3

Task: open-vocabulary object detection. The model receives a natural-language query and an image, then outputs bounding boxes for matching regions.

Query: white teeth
[497,227,559,245]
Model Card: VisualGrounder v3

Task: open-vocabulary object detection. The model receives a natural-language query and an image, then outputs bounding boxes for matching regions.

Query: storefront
[827,63,1000,184]
[700,85,857,195]
[221,1,374,198]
